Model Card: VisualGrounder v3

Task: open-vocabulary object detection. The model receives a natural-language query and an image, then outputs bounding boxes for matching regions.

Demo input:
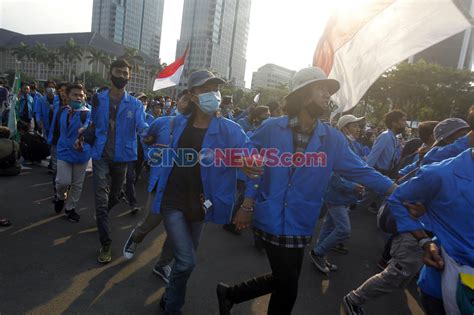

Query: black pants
[228,240,304,314]
[420,291,445,315]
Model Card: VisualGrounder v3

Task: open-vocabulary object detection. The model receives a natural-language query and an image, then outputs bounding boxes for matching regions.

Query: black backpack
[0,140,17,169]
[20,131,50,162]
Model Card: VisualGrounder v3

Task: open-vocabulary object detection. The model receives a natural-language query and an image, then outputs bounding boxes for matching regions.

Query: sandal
[0,219,12,227]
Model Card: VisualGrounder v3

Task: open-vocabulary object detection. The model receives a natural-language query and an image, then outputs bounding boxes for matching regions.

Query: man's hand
[233,209,253,231]
[354,184,365,195]
[74,137,84,151]
[404,201,426,219]
[423,242,444,270]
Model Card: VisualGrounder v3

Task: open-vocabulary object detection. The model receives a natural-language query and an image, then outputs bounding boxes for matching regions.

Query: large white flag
[313,0,471,114]
[153,47,188,91]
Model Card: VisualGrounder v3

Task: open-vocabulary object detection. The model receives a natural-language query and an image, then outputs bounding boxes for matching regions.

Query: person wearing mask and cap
[122,90,192,284]
[148,69,258,314]
[81,59,149,264]
[54,84,91,222]
[35,80,58,139]
[309,114,367,274]
[216,67,396,315]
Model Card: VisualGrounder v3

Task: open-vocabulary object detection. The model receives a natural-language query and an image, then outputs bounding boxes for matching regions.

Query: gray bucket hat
[433,118,470,146]
[286,67,340,99]
[188,70,226,90]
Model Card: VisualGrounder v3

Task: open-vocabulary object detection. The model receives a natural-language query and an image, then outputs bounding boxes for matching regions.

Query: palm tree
[58,38,83,81]
[87,48,105,74]
[11,42,32,71]
[99,54,111,78]
[45,50,60,71]
[119,47,144,71]
[30,43,49,80]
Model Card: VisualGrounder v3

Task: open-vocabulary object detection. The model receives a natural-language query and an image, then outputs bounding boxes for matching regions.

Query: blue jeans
[162,208,204,314]
[314,204,351,256]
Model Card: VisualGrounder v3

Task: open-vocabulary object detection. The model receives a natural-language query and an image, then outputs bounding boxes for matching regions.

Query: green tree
[86,49,107,74]
[45,50,60,71]
[78,71,108,91]
[11,42,32,71]
[359,60,474,126]
[30,43,49,80]
[59,38,83,81]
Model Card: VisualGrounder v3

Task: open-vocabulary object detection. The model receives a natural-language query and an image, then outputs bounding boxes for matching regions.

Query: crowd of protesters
[0,61,473,315]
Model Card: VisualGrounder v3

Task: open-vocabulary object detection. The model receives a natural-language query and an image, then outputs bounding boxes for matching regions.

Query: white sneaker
[123,229,138,259]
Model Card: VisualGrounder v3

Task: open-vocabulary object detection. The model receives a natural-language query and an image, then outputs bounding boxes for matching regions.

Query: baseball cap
[188,70,226,90]
[337,115,365,130]
[433,118,470,145]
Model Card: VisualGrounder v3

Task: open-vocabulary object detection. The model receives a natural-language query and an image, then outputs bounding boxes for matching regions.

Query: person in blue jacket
[147,70,257,314]
[54,83,91,222]
[216,67,395,315]
[35,80,58,139]
[47,82,69,202]
[387,148,474,315]
[310,114,366,274]
[122,91,191,285]
[17,82,35,124]
[85,59,149,264]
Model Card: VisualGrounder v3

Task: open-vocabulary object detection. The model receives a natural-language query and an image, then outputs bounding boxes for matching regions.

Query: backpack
[20,131,50,162]
[0,140,17,169]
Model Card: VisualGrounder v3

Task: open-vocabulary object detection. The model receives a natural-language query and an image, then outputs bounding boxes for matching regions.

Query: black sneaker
[216,283,234,315]
[309,250,330,274]
[129,207,140,215]
[54,199,65,213]
[153,264,172,284]
[343,295,365,315]
[65,209,80,222]
[331,243,349,254]
[159,294,167,312]
[325,258,338,272]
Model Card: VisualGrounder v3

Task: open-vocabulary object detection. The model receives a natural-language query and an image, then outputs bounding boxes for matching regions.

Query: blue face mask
[197,91,221,115]
[69,100,83,110]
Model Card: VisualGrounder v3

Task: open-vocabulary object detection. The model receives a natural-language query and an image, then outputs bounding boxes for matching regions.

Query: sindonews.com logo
[147,148,327,168]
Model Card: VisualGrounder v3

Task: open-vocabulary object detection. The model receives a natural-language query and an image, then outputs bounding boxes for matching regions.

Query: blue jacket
[35,95,58,133]
[18,93,34,121]
[47,100,67,145]
[388,149,474,267]
[145,113,155,125]
[151,114,252,224]
[145,116,174,193]
[57,107,92,164]
[245,116,393,236]
[367,129,400,171]
[422,135,470,165]
[417,238,442,299]
[237,117,253,132]
[90,91,149,162]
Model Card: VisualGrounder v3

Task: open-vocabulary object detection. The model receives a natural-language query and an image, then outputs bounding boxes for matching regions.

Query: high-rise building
[411,0,472,69]
[251,64,296,90]
[176,0,251,88]
[91,0,164,63]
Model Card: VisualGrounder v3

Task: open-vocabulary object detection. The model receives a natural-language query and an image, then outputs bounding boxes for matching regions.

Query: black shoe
[343,295,365,315]
[223,223,241,235]
[216,283,234,315]
[129,207,140,215]
[65,209,80,222]
[159,294,166,311]
[309,250,330,274]
[54,199,65,213]
[331,243,349,254]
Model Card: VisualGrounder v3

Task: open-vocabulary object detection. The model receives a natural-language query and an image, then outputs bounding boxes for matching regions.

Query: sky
[0,0,348,88]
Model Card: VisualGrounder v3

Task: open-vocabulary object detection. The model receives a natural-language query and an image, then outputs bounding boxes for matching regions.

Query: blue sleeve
[34,97,41,121]
[135,102,149,137]
[83,110,91,129]
[387,167,441,233]
[338,176,358,193]
[399,159,418,177]
[334,133,393,195]
[367,133,389,167]
[422,136,469,165]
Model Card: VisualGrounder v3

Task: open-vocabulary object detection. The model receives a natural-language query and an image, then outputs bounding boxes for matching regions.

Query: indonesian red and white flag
[153,47,188,91]
[313,0,471,114]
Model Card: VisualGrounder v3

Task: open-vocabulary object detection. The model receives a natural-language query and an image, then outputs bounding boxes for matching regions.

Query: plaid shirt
[253,116,316,249]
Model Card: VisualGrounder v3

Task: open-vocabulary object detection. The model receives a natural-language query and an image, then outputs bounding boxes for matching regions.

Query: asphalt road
[0,164,425,315]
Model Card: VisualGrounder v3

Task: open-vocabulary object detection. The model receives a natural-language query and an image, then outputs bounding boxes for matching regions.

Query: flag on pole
[153,47,188,91]
[313,0,471,114]
[8,72,21,141]
[253,93,260,104]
